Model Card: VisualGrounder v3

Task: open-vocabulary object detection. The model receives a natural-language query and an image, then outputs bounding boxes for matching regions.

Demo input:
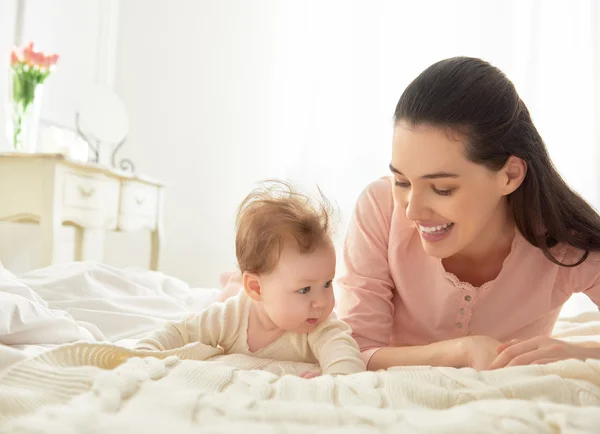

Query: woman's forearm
[579,341,600,358]
[367,339,466,370]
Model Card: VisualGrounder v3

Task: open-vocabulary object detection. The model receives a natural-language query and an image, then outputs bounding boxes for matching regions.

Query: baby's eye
[298,287,311,295]
[324,280,332,288]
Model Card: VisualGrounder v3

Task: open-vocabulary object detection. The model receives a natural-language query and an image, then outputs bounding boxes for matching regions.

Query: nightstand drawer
[120,182,158,217]
[62,171,120,212]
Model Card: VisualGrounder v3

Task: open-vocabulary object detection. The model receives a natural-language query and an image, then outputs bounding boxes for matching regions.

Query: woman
[336,56,600,371]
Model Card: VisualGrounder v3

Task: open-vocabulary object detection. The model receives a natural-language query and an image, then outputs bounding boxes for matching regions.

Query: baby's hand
[298,370,321,379]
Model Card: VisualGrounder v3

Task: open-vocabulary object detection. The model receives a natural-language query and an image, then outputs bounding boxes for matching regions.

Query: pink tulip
[9,41,59,72]
[48,53,59,66]
[32,51,44,67]
[9,50,19,66]
[22,47,33,65]
[40,55,50,69]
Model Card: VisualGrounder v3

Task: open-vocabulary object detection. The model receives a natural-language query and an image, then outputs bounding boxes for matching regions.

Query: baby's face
[259,240,336,333]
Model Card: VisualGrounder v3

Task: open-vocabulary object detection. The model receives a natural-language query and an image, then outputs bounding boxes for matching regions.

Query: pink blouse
[336,177,600,363]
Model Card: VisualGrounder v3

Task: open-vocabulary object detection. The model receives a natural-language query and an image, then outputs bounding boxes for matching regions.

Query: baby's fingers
[298,370,320,379]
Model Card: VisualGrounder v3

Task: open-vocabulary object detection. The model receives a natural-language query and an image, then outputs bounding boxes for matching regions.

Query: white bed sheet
[1,260,598,373]
[0,261,222,370]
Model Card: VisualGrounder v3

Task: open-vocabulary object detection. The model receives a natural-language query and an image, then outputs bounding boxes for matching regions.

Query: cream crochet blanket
[1,314,600,434]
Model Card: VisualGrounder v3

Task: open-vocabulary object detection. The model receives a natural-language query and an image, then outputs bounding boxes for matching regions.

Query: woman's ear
[242,272,262,301]
[500,156,527,195]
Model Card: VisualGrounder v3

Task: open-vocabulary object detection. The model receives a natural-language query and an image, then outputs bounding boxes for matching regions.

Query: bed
[1,262,599,433]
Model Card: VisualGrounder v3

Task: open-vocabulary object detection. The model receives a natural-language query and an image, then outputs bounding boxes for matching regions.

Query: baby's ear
[242,272,262,301]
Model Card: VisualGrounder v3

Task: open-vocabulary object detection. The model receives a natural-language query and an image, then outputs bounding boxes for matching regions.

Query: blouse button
[455,322,463,329]
[459,308,465,316]
[464,295,472,302]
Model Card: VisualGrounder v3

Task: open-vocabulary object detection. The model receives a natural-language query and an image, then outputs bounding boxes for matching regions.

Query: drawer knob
[135,196,145,205]
[78,186,96,198]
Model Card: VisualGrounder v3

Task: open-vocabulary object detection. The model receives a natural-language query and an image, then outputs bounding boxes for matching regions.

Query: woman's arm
[368,335,502,371]
[486,257,600,369]
[368,343,457,370]
[336,179,396,366]
[337,179,505,371]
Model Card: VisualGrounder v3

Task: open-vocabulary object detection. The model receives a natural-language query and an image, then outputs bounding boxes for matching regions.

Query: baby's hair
[235,180,334,275]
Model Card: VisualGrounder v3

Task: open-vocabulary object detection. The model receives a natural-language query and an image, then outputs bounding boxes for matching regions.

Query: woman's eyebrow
[389,163,459,179]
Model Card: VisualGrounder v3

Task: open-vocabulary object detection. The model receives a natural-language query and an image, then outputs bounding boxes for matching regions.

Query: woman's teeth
[419,223,454,233]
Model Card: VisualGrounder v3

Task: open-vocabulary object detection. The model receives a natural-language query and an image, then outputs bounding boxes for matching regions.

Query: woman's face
[391,122,521,259]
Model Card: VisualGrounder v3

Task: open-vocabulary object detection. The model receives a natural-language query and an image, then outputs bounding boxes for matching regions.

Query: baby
[136,181,365,377]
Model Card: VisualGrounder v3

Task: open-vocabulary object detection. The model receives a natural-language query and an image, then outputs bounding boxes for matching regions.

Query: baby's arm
[308,319,366,375]
[135,299,233,351]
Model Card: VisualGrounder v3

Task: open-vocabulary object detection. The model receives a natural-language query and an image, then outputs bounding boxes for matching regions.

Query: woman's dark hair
[394,56,600,267]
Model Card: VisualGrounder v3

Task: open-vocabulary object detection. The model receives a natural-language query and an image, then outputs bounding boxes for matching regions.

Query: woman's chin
[419,235,461,259]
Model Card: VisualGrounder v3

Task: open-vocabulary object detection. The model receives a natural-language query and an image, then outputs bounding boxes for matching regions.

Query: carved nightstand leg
[38,162,61,269]
[149,188,165,271]
[77,227,107,263]
[39,213,61,269]
[150,228,163,271]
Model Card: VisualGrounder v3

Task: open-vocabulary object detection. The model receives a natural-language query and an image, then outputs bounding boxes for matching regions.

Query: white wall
[109,0,600,289]
[0,0,121,273]
[18,0,119,128]
[0,0,18,149]
[2,0,600,308]
[106,0,287,286]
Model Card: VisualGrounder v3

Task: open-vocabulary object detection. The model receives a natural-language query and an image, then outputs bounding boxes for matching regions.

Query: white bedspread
[0,336,599,433]
[1,262,600,433]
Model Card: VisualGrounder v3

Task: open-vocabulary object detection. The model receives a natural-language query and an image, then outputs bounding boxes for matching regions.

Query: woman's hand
[459,335,504,370]
[488,336,599,370]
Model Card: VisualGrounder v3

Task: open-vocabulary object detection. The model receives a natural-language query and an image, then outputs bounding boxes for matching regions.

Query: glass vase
[5,69,44,153]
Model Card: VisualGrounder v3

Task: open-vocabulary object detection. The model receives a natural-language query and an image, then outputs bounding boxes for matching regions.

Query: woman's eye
[433,187,454,196]
[298,287,311,294]
[394,180,410,188]
[324,280,332,288]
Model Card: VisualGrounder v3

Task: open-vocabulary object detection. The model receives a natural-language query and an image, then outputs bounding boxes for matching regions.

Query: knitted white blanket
[1,313,600,434]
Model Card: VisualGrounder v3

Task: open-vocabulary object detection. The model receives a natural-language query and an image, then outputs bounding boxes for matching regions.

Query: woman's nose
[405,191,425,221]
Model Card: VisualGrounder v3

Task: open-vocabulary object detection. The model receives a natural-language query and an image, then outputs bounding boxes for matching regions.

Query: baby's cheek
[323,297,336,317]
[270,299,299,321]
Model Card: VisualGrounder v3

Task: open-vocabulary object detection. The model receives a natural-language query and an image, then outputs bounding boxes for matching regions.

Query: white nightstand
[0,153,166,270]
